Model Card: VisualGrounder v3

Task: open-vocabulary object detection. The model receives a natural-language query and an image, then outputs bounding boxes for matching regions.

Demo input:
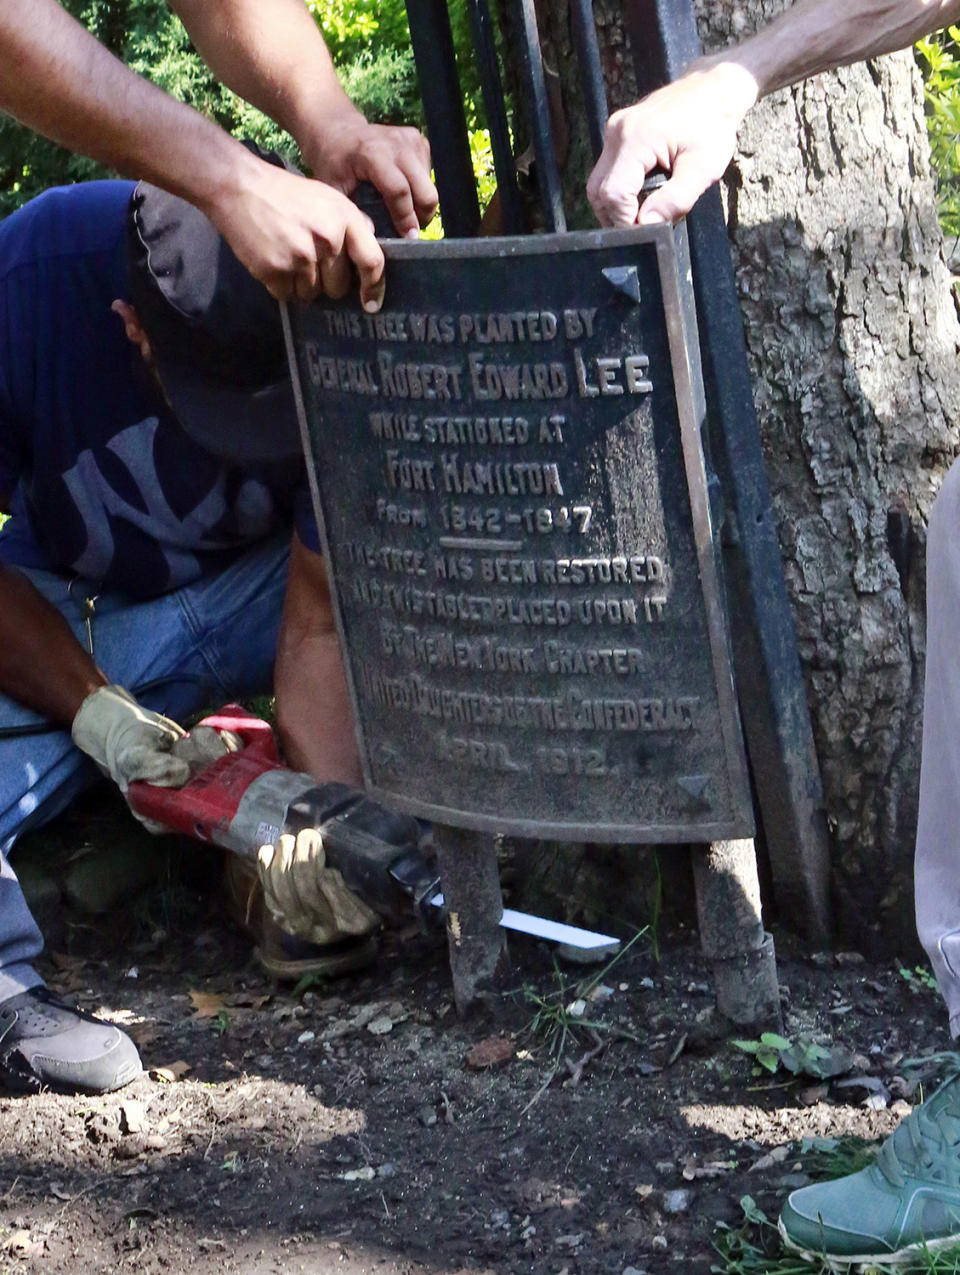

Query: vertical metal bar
[624,0,700,97]
[623,0,832,945]
[569,0,608,161]
[405,0,481,238]
[506,0,566,231]
[692,841,783,1029]
[465,0,527,232]
[434,826,511,1016]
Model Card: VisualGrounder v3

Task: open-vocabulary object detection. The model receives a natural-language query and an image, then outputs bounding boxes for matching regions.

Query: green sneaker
[780,1071,960,1266]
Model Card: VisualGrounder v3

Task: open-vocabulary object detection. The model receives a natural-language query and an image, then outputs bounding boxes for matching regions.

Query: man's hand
[72,685,190,793]
[207,149,386,306]
[257,828,379,945]
[304,114,438,239]
[72,687,244,832]
[170,0,436,240]
[586,60,759,227]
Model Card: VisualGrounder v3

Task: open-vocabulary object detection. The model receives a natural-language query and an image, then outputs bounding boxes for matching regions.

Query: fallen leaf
[188,990,226,1018]
[465,1036,514,1069]
[120,1100,148,1134]
[4,1230,43,1257]
[150,1060,192,1083]
[223,993,271,1010]
[750,1146,790,1172]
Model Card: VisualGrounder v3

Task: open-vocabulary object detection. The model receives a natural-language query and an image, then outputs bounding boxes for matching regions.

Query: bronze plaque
[284,224,753,842]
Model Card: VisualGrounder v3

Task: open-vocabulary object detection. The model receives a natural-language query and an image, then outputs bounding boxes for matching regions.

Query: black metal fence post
[405,0,481,238]
[623,0,832,944]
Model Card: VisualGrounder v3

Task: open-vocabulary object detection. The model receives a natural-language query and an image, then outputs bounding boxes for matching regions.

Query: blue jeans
[0,534,289,1002]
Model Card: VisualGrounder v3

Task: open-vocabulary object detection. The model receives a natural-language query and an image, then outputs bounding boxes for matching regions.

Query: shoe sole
[255,934,379,981]
[779,1216,960,1269]
[0,1055,141,1096]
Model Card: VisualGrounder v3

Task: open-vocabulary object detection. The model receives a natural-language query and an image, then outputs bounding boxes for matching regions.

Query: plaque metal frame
[283,222,754,844]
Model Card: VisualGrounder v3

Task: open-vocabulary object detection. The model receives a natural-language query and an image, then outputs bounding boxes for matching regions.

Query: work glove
[72,685,190,791]
[71,686,241,831]
[170,724,243,773]
[257,828,379,945]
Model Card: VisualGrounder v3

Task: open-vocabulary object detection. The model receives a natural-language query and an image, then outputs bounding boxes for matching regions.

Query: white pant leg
[916,457,960,1035]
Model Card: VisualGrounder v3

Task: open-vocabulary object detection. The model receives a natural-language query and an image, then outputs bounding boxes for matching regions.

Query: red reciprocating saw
[126,705,440,926]
[127,708,621,952]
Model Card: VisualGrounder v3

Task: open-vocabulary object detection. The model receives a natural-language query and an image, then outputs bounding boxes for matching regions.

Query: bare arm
[273,532,362,785]
[171,0,437,236]
[0,562,105,724]
[0,0,240,198]
[588,0,960,226]
[0,0,385,306]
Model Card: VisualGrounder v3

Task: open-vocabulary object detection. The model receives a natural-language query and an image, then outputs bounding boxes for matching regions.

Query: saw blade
[429,894,618,950]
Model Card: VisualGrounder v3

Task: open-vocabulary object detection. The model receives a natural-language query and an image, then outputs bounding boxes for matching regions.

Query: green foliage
[470,129,498,209]
[422,126,499,238]
[917,27,960,241]
[731,1034,853,1080]
[308,0,379,53]
[712,1195,824,1275]
[337,47,420,126]
[518,929,646,1065]
[732,1033,792,1074]
[899,962,939,993]
[796,1135,878,1181]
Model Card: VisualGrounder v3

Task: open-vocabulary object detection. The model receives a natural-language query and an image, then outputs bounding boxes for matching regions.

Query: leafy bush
[917,27,960,241]
[337,46,421,126]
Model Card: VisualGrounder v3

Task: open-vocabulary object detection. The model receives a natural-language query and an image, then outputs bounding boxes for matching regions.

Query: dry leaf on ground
[188,990,226,1018]
[465,1036,514,1069]
[150,1060,192,1083]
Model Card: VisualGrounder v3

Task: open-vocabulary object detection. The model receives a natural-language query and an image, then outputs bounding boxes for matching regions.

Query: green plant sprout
[519,927,648,1065]
[731,1035,854,1080]
[899,964,939,993]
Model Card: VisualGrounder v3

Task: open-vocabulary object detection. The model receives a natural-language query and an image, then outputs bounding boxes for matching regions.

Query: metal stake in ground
[692,839,783,1030]
[434,826,511,1016]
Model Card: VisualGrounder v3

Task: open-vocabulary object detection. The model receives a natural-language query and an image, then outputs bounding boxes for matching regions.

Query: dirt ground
[0,796,951,1275]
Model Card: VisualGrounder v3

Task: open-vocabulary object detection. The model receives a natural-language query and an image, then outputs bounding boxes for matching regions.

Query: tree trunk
[518,0,960,952]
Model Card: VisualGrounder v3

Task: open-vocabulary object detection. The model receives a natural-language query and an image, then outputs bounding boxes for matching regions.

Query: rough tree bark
[513,0,960,952]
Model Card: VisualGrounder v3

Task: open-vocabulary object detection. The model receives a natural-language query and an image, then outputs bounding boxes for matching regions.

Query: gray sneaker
[0,987,141,1094]
[780,1070,960,1266]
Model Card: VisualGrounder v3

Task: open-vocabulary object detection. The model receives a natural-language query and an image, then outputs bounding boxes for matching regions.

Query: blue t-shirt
[0,180,317,600]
